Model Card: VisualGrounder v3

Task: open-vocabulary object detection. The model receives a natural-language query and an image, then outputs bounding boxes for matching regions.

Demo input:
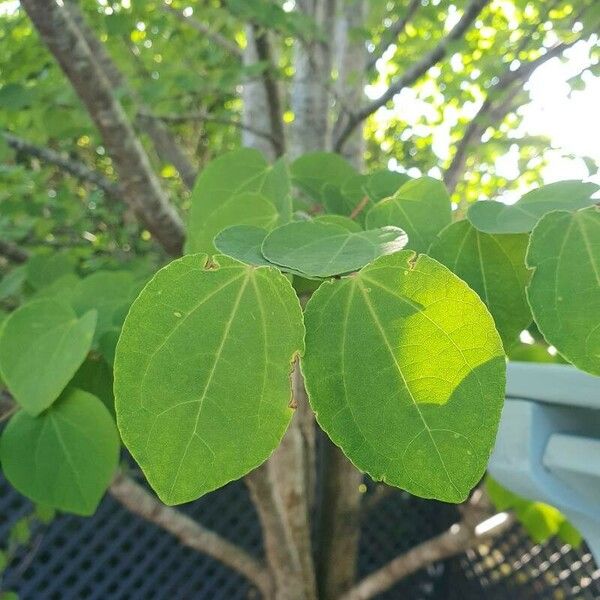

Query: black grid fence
[1,472,598,599]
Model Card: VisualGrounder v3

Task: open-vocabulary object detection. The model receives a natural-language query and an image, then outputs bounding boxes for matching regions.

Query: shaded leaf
[365,170,411,202]
[214,225,272,267]
[303,251,505,502]
[0,300,96,415]
[262,221,408,278]
[70,355,115,416]
[366,176,452,253]
[468,181,599,234]
[186,149,287,253]
[26,252,78,290]
[314,215,363,232]
[0,266,25,301]
[526,206,600,375]
[71,271,139,340]
[0,389,119,515]
[290,151,357,201]
[187,191,278,255]
[114,254,304,504]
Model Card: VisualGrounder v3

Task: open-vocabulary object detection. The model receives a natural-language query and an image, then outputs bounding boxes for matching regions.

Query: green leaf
[517,502,564,543]
[261,221,408,278]
[0,300,96,415]
[186,191,278,255]
[25,252,77,290]
[70,356,115,416]
[428,220,531,348]
[71,271,138,340]
[262,157,293,224]
[114,254,305,504]
[558,519,583,547]
[468,181,599,234]
[302,251,505,503]
[29,273,80,304]
[365,170,411,202]
[214,225,273,267]
[0,389,119,516]
[314,215,363,232]
[366,177,452,253]
[186,148,288,253]
[526,207,600,375]
[290,151,357,201]
[0,266,26,301]
[214,225,314,277]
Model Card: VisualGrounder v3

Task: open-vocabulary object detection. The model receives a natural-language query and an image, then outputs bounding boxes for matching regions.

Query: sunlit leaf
[468,181,599,234]
[428,220,531,348]
[303,251,505,502]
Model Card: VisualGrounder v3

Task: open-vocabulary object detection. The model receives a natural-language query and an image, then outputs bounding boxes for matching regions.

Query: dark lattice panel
[1,471,599,599]
[450,522,600,599]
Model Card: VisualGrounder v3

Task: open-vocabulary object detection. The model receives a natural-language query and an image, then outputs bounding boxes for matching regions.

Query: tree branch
[244,364,318,600]
[2,132,121,198]
[109,472,272,597]
[162,3,243,59]
[339,502,514,600]
[251,24,286,157]
[0,240,29,264]
[366,0,420,71]
[21,0,185,256]
[334,0,489,151]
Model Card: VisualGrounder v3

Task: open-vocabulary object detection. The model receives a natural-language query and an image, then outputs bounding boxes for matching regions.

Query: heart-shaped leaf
[290,151,357,201]
[261,221,408,278]
[71,271,139,341]
[0,388,119,515]
[0,300,96,415]
[114,254,304,504]
[186,149,290,253]
[302,251,505,503]
[366,177,452,253]
[364,170,411,202]
[314,215,362,232]
[214,225,273,267]
[468,181,599,234]
[526,206,600,375]
[428,220,531,348]
[187,191,278,254]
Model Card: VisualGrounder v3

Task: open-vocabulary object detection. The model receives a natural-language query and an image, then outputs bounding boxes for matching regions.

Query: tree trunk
[289,0,336,158]
[242,25,277,159]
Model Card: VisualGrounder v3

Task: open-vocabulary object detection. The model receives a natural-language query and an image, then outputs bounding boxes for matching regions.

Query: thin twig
[339,493,514,600]
[2,132,120,199]
[349,196,369,220]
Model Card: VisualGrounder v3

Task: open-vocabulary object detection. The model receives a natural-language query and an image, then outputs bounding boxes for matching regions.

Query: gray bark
[242,25,278,159]
[289,0,337,158]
